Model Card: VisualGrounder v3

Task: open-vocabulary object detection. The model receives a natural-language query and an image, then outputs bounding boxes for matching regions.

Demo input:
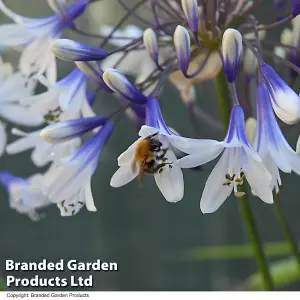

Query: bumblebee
[132,132,170,182]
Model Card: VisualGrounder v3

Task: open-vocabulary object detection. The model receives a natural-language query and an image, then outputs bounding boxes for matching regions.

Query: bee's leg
[155,162,173,174]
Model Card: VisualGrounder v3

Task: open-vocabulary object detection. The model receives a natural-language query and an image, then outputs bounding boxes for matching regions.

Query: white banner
[1,292,300,299]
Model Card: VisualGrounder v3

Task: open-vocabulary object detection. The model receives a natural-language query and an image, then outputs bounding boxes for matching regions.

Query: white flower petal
[59,76,87,114]
[138,125,159,138]
[21,89,59,115]
[46,163,95,202]
[0,121,7,157]
[200,149,233,213]
[175,143,224,168]
[19,38,52,81]
[0,24,33,46]
[84,182,97,212]
[6,131,41,155]
[154,150,184,202]
[31,140,53,167]
[0,0,25,23]
[45,53,57,85]
[168,134,224,154]
[117,138,142,166]
[0,104,44,126]
[81,97,96,118]
[110,165,139,187]
[296,135,300,154]
[244,157,273,204]
[0,72,34,103]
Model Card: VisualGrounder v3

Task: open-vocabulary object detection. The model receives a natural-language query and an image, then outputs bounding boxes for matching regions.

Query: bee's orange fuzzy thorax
[135,140,153,162]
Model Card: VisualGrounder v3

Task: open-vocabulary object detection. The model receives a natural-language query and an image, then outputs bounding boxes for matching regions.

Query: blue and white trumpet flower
[0,0,88,84]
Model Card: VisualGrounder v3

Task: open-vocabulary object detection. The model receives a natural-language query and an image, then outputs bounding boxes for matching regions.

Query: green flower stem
[215,70,274,291]
[215,70,231,128]
[239,192,274,291]
[273,200,300,271]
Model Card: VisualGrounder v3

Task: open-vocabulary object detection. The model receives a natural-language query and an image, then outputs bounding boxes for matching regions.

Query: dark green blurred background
[0,0,300,291]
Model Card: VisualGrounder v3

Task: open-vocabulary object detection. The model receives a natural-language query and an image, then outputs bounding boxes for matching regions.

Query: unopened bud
[143,28,159,63]
[293,0,300,17]
[244,49,258,76]
[280,28,293,47]
[103,68,147,104]
[245,117,257,144]
[51,39,108,61]
[174,25,191,74]
[40,116,107,144]
[181,0,199,34]
[222,28,243,82]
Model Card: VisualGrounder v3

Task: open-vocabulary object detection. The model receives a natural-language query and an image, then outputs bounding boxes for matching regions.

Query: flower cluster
[1,0,300,219]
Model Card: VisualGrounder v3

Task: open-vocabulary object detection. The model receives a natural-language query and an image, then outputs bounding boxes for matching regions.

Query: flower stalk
[273,200,300,272]
[215,70,231,128]
[215,67,274,291]
[239,191,274,291]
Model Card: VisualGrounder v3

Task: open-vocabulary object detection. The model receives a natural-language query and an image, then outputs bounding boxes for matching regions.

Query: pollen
[222,172,246,187]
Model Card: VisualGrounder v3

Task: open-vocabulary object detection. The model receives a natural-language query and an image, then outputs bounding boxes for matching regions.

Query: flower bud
[293,0,300,16]
[280,28,293,46]
[245,117,257,144]
[40,116,107,144]
[103,68,147,104]
[222,28,243,82]
[261,63,300,124]
[181,0,199,34]
[143,28,159,63]
[243,49,258,76]
[174,25,190,74]
[50,39,108,61]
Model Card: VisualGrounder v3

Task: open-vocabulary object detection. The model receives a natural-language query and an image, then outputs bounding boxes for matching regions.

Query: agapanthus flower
[42,121,114,214]
[22,68,91,115]
[6,126,81,167]
[0,58,42,126]
[0,0,88,83]
[0,171,51,221]
[1,0,300,222]
[110,96,184,203]
[252,82,300,194]
[171,106,273,213]
[5,72,94,167]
